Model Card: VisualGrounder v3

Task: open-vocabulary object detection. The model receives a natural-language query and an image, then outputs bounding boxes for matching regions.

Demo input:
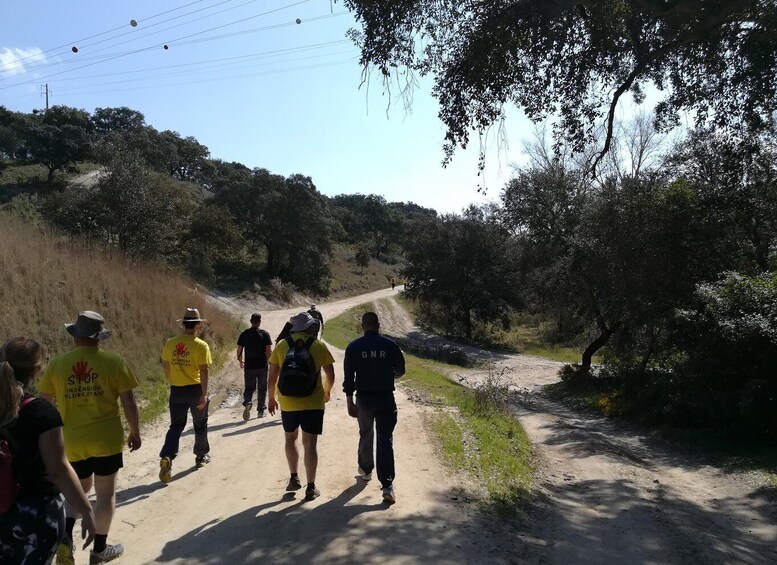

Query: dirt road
[69,289,776,564]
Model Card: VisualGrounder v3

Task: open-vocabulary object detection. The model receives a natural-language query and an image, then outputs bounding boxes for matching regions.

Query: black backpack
[278,336,318,397]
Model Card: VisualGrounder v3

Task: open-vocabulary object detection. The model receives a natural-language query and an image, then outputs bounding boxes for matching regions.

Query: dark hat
[65,311,112,340]
[177,308,206,323]
[290,312,317,332]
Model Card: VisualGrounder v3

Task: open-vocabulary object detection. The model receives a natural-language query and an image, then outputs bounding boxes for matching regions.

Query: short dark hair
[361,312,379,329]
[250,313,261,322]
[183,320,199,330]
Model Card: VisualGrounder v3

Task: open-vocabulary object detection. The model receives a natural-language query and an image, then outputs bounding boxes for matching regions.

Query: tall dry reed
[0,215,239,420]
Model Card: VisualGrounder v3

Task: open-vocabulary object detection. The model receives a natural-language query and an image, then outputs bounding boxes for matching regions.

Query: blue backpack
[278,337,318,397]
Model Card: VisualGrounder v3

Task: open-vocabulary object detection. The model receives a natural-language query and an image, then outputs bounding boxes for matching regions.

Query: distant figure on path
[343,311,405,504]
[308,304,324,338]
[0,337,95,564]
[158,308,212,484]
[39,311,141,564]
[390,277,396,291]
[237,313,273,421]
[267,312,335,501]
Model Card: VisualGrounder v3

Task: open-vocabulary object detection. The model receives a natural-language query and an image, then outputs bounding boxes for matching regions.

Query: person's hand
[323,387,331,403]
[238,359,244,369]
[347,398,358,418]
[127,431,141,452]
[81,509,96,549]
[268,397,278,416]
[196,394,209,410]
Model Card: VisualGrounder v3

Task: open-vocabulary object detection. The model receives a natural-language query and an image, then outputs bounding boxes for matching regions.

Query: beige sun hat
[177,308,207,323]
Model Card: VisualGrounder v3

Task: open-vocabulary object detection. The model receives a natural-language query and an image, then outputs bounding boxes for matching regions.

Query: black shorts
[70,453,123,480]
[281,410,325,435]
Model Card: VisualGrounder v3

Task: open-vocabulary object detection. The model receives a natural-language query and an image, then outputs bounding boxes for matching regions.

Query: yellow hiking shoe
[159,457,172,483]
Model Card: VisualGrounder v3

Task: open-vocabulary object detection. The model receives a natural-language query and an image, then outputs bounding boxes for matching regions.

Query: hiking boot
[55,537,75,565]
[242,402,252,422]
[305,484,320,500]
[382,486,396,504]
[286,474,302,491]
[159,457,172,484]
[357,467,372,481]
[89,543,124,563]
[195,454,211,468]
[258,410,265,418]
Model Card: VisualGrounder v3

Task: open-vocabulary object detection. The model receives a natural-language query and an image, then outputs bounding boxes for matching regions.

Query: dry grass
[0,216,239,421]
[326,244,402,298]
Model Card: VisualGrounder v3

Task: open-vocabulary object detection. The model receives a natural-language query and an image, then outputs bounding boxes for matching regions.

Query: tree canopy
[342,0,777,169]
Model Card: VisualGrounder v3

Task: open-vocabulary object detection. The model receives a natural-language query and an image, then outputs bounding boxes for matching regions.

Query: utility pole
[41,83,50,110]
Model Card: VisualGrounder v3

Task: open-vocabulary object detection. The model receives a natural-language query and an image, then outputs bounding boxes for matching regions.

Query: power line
[0,0,214,74]
[0,5,339,92]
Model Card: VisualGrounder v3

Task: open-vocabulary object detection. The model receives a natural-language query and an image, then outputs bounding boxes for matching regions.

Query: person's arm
[343,346,358,417]
[236,345,244,369]
[39,427,96,549]
[322,363,335,402]
[119,390,141,451]
[162,361,171,382]
[196,366,209,409]
[393,344,406,378]
[264,344,272,360]
[267,363,280,415]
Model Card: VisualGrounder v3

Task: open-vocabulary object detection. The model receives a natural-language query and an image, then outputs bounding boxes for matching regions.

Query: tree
[355,245,371,272]
[22,105,92,181]
[342,1,777,171]
[91,107,146,135]
[159,130,211,182]
[332,194,401,259]
[403,206,520,339]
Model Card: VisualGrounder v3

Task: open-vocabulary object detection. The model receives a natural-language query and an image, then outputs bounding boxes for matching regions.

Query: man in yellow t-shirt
[268,311,335,501]
[158,308,213,484]
[39,310,141,564]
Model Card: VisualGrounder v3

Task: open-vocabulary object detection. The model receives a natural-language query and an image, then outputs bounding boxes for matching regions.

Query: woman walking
[0,337,95,564]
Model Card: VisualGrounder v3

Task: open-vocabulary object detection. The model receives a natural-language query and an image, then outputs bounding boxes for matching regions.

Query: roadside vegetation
[0,216,239,423]
[326,304,532,511]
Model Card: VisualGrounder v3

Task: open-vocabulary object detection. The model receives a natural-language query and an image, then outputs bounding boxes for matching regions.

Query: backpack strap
[303,336,316,348]
[19,397,35,411]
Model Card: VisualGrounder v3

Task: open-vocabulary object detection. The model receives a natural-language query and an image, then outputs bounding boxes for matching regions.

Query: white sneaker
[89,543,124,563]
[382,486,396,504]
[357,467,372,481]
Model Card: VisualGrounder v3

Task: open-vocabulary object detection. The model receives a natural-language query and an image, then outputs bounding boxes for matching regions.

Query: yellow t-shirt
[38,346,139,462]
[269,332,335,412]
[161,334,212,387]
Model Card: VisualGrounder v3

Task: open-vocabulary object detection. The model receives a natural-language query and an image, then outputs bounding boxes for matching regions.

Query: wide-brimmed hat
[290,312,317,332]
[65,311,112,340]
[177,308,206,323]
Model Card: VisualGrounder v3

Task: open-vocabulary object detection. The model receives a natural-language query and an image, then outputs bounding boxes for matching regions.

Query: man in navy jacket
[343,311,405,504]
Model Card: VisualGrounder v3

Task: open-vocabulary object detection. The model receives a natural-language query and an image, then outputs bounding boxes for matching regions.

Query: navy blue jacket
[343,331,405,396]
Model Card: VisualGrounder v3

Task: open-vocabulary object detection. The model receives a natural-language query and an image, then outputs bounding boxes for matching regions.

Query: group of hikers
[0,302,406,565]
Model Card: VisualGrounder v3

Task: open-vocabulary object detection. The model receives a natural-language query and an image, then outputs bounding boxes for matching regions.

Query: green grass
[328,304,532,510]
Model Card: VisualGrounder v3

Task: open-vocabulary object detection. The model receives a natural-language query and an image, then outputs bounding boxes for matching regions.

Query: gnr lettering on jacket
[362,350,387,359]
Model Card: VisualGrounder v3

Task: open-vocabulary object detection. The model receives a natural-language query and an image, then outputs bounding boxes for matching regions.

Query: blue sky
[0,0,536,213]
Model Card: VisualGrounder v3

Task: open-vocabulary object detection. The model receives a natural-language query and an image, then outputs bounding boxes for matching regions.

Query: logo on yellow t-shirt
[173,342,190,357]
[65,360,104,399]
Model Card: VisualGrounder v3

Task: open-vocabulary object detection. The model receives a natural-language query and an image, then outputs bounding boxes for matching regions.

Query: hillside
[0,216,238,422]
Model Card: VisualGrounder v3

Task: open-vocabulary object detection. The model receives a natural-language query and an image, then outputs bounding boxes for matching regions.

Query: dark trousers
[356,394,398,488]
[160,384,209,459]
[243,366,268,411]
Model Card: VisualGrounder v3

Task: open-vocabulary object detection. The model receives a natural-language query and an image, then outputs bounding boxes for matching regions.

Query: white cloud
[0,47,46,77]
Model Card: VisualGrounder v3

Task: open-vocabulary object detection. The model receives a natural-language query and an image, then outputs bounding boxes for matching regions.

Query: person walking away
[274,321,292,345]
[307,305,324,338]
[343,312,405,504]
[38,311,141,564]
[0,338,96,565]
[158,308,212,483]
[390,277,396,291]
[267,312,335,501]
[237,313,273,421]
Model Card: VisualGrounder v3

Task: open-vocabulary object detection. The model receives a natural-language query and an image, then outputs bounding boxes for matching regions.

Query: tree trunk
[464,309,472,340]
[46,165,57,182]
[581,321,621,371]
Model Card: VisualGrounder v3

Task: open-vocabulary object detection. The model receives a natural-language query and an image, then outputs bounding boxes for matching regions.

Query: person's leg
[190,389,210,458]
[374,397,398,488]
[256,366,268,414]
[92,473,117,540]
[301,431,319,485]
[243,368,257,406]
[284,428,300,474]
[356,396,376,475]
[159,387,189,459]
